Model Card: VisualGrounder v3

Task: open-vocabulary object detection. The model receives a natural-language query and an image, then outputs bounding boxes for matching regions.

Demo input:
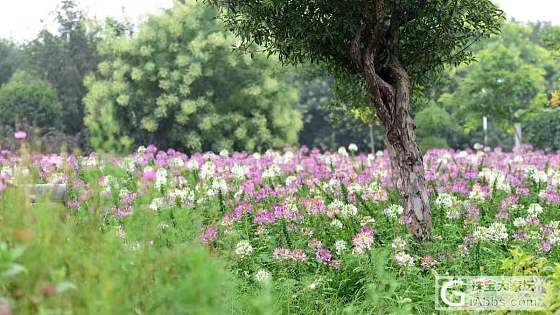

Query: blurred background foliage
[0,0,560,153]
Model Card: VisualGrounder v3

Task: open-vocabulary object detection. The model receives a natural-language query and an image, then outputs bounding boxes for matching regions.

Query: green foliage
[547,264,560,312]
[206,0,503,86]
[298,74,384,152]
[0,70,62,129]
[525,109,560,150]
[0,39,21,85]
[24,0,100,135]
[442,46,548,134]
[415,105,456,150]
[500,248,547,276]
[85,2,301,153]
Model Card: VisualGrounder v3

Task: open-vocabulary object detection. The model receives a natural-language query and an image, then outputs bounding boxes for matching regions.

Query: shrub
[0,70,62,130]
[525,109,560,150]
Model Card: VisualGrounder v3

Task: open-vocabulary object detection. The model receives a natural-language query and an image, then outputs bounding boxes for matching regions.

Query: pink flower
[0,183,6,193]
[14,131,27,140]
[353,227,375,254]
[315,247,332,264]
[199,225,219,244]
[142,170,157,181]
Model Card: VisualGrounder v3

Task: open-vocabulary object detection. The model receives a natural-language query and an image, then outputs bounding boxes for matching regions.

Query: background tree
[24,0,99,135]
[0,39,21,85]
[84,2,301,153]
[205,0,503,240]
[0,70,62,130]
[525,108,560,151]
[298,75,384,152]
[414,105,459,151]
[439,22,553,148]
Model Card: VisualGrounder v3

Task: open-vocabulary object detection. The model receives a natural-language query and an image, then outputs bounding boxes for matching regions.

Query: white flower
[169,188,195,206]
[149,197,166,211]
[254,269,271,283]
[347,183,363,194]
[478,168,510,191]
[231,164,248,179]
[474,223,508,242]
[394,252,414,268]
[337,146,348,156]
[340,204,358,217]
[360,216,376,226]
[435,193,456,208]
[155,169,168,189]
[384,204,404,219]
[200,162,216,179]
[219,149,229,157]
[262,165,281,178]
[115,225,126,239]
[513,217,527,227]
[211,178,228,193]
[285,175,297,186]
[234,240,254,257]
[186,159,200,170]
[171,157,184,168]
[527,203,543,217]
[334,240,347,255]
[526,166,548,183]
[469,184,487,200]
[446,209,461,220]
[348,143,358,152]
[330,219,344,229]
[391,237,408,252]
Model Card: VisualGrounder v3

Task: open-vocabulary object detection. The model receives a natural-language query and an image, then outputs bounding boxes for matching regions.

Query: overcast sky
[0,0,559,42]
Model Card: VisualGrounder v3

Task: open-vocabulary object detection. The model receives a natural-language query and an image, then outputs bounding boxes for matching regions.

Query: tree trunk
[514,123,522,149]
[383,99,432,242]
[363,58,432,242]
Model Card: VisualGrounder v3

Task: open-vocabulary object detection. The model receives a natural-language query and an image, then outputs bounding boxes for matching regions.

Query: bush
[0,70,62,130]
[525,109,560,150]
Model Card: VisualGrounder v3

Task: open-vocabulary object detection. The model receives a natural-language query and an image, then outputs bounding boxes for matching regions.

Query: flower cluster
[2,144,560,279]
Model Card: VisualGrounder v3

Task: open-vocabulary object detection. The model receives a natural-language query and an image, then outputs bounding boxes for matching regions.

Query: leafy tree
[0,39,21,85]
[205,0,503,240]
[24,0,99,135]
[440,23,552,148]
[0,70,62,129]
[525,109,560,151]
[84,2,301,153]
[414,105,457,151]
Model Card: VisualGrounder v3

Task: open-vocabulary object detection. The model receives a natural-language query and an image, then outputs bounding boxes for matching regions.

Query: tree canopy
[24,0,100,134]
[84,2,302,153]
[207,0,503,85]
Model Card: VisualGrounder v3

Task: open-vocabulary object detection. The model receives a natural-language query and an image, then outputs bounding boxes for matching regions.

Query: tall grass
[0,184,274,314]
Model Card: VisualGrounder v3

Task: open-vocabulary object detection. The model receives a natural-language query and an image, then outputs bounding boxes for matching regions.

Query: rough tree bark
[351,2,432,242]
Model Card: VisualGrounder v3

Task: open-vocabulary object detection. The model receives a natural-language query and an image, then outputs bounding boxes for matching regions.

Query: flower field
[1,144,560,314]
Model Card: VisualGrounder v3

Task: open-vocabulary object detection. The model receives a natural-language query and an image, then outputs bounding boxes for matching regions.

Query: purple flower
[315,247,332,264]
[540,240,552,253]
[199,225,219,244]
